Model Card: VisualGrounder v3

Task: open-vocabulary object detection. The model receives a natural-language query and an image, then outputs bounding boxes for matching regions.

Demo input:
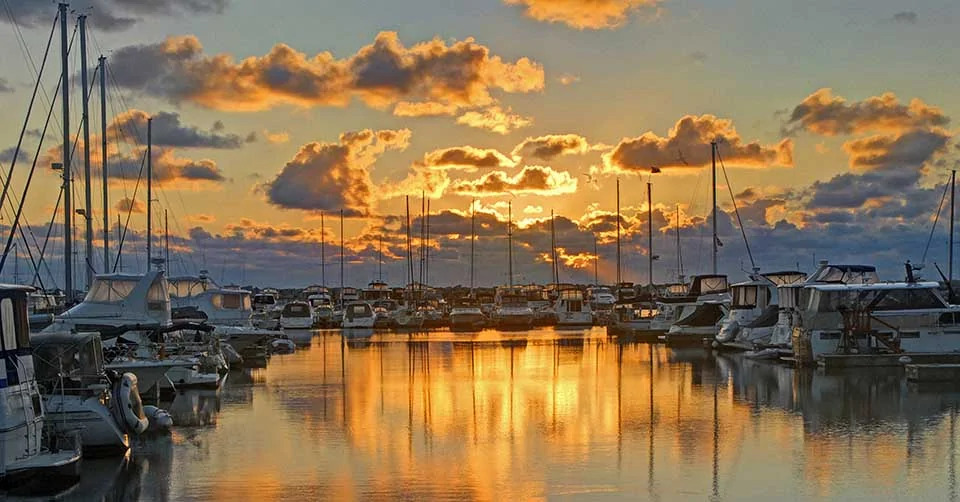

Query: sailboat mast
[711,141,718,275]
[99,55,109,272]
[425,199,430,286]
[146,117,153,271]
[593,235,599,286]
[320,211,325,286]
[59,2,72,300]
[164,209,169,271]
[378,235,383,282]
[470,200,475,293]
[550,210,557,287]
[647,181,653,287]
[405,196,413,288]
[676,204,683,283]
[339,209,344,300]
[947,169,957,288]
[79,16,93,286]
[616,178,621,290]
[507,201,513,288]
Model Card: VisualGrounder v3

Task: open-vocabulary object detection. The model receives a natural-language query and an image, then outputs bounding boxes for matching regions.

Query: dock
[817,353,960,370]
[905,363,960,382]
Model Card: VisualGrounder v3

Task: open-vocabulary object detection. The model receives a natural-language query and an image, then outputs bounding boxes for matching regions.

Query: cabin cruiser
[33,332,145,456]
[43,271,225,394]
[759,262,879,359]
[342,301,376,336]
[792,277,960,363]
[360,281,392,303]
[0,285,81,484]
[449,297,485,332]
[496,291,534,330]
[555,288,592,327]
[714,270,806,351]
[587,287,617,325]
[252,290,278,312]
[306,288,335,327]
[372,300,423,331]
[662,275,730,346]
[340,287,360,304]
[280,301,314,330]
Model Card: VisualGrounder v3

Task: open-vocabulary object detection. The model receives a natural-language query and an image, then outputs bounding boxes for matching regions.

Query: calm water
[31,328,960,501]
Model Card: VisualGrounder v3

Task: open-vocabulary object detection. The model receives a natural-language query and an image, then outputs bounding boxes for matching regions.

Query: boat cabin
[281,302,313,318]
[31,332,104,394]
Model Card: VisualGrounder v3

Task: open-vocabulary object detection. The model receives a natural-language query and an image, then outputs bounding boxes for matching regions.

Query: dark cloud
[0,78,13,93]
[449,165,578,197]
[843,129,950,171]
[783,88,948,136]
[1,0,227,32]
[512,134,590,161]
[108,32,543,115]
[503,0,663,30]
[421,146,516,170]
[603,114,793,173]
[0,147,29,164]
[111,110,250,149]
[891,11,918,24]
[263,129,411,216]
[114,197,145,214]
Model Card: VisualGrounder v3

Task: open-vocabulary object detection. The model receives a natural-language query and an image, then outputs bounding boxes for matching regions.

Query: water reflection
[11,329,960,500]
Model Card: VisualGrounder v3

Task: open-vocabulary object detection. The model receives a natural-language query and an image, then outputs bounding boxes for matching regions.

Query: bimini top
[808,281,940,292]
[761,271,807,286]
[688,275,729,296]
[31,331,100,347]
[808,264,879,284]
[0,284,34,293]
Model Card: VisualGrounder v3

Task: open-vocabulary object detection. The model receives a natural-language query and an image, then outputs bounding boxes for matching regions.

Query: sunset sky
[0,0,958,289]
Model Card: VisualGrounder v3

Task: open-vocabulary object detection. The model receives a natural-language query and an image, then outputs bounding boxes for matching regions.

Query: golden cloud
[784,88,949,136]
[504,0,663,30]
[456,106,533,134]
[449,165,578,197]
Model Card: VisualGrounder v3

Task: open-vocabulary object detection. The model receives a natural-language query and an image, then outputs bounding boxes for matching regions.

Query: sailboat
[450,202,485,332]
[495,202,534,330]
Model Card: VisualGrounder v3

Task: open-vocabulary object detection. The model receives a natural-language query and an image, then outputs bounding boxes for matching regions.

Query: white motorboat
[32,332,145,456]
[280,301,314,330]
[793,271,960,363]
[252,290,279,312]
[0,285,81,486]
[342,302,376,330]
[554,288,592,327]
[714,270,806,350]
[495,291,534,331]
[663,275,730,345]
[449,297,485,332]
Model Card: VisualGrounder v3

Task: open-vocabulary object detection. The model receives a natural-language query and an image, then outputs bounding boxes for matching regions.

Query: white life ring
[114,373,148,435]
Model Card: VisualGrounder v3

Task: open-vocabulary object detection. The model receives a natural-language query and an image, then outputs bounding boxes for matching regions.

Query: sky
[0,0,958,290]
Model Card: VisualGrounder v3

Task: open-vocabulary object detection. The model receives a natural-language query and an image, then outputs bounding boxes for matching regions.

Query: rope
[715,147,756,269]
[921,179,950,265]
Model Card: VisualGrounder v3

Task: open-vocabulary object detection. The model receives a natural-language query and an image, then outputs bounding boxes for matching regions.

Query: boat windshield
[212,293,251,310]
[33,336,104,391]
[85,278,138,303]
[283,303,311,317]
[168,278,209,298]
[812,287,947,312]
[731,285,760,309]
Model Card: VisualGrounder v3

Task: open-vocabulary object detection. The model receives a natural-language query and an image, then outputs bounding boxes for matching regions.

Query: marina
[5,328,960,500]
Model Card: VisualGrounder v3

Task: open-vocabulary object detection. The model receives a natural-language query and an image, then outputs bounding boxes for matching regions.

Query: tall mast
[711,141,718,275]
[378,235,383,282]
[425,199,430,287]
[616,178,621,290]
[164,209,169,271]
[507,201,513,288]
[99,55,109,272]
[593,234,599,286]
[146,117,153,271]
[676,204,683,283]
[79,16,93,286]
[950,169,956,284]
[470,200,475,294]
[116,214,122,272]
[550,210,558,287]
[339,209,344,296]
[320,211,325,286]
[647,181,653,287]
[405,196,413,288]
[59,2,72,300]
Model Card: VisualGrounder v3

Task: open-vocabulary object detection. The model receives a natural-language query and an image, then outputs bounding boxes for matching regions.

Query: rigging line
[33,188,62,289]
[921,179,950,265]
[0,5,64,134]
[715,148,756,269]
[0,62,64,276]
[113,149,148,272]
[0,12,56,216]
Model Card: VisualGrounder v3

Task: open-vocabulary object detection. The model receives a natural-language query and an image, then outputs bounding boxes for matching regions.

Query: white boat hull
[43,395,128,456]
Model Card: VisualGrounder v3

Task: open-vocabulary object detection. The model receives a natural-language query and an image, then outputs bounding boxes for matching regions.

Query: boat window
[872,288,946,311]
[85,279,137,303]
[284,303,310,316]
[223,293,243,310]
[147,278,169,311]
[940,312,960,325]
[350,304,369,315]
[1,298,16,351]
[732,286,758,308]
[211,294,223,309]
[254,295,276,305]
[779,287,801,309]
[13,296,28,349]
[567,299,583,312]
[242,294,252,311]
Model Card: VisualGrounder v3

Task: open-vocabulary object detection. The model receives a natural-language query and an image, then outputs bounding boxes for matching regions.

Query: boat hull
[43,395,128,457]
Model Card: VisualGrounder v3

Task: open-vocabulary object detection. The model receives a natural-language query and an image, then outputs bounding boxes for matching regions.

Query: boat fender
[143,405,174,432]
[114,373,149,435]
[716,321,740,343]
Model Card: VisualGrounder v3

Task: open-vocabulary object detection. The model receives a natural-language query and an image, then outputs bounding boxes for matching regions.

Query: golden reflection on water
[151,329,960,501]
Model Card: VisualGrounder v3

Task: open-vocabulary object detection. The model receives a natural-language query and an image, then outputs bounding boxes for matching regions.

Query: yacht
[360,281,392,303]
[555,288,592,327]
[449,297,485,332]
[714,270,806,351]
[662,275,730,346]
[0,285,81,484]
[306,288,335,327]
[342,301,376,337]
[251,290,278,312]
[32,332,144,456]
[280,301,314,330]
[792,277,960,363]
[495,290,534,331]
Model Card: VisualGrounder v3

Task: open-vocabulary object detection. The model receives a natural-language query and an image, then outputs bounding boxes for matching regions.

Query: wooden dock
[905,364,960,382]
[818,353,960,370]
